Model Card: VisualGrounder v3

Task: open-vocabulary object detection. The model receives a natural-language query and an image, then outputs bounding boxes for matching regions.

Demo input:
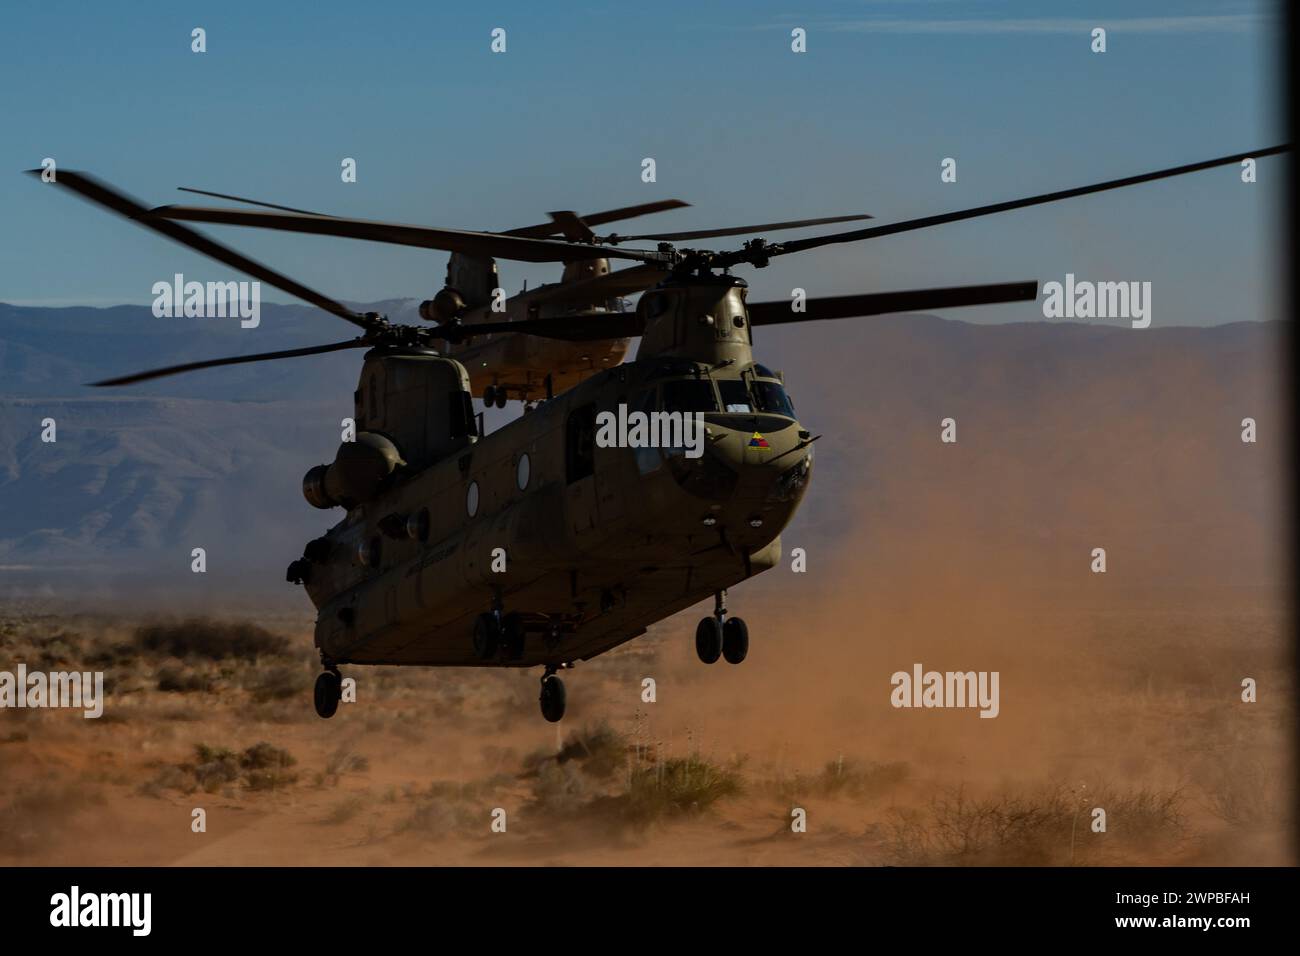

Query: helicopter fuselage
[301,274,814,668]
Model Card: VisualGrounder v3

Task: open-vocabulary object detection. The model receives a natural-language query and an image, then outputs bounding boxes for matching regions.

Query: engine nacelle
[418,287,467,323]
[302,431,405,509]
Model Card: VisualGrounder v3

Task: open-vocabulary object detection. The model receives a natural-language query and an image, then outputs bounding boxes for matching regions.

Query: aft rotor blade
[746,281,1039,326]
[441,312,645,342]
[506,200,691,238]
[29,169,377,330]
[727,145,1290,266]
[178,186,325,216]
[149,205,673,265]
[609,213,873,243]
[525,263,666,306]
[89,338,371,387]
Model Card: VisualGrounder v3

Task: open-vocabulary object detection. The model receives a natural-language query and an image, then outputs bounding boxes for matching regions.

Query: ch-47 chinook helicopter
[31,143,1285,722]
[157,187,871,409]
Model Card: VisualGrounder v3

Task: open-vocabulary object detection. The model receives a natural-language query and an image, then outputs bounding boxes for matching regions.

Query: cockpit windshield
[752,380,796,418]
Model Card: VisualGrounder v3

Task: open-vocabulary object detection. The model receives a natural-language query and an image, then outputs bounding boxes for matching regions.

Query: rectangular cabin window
[566,404,596,483]
[660,379,718,414]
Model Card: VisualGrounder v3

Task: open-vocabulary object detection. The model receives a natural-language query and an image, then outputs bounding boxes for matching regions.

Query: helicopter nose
[700,418,814,503]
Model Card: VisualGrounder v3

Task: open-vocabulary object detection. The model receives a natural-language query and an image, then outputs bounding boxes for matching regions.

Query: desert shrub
[133,618,289,662]
[322,794,367,825]
[141,742,299,796]
[524,722,629,780]
[769,757,909,802]
[885,782,1184,866]
[240,742,296,771]
[240,742,298,791]
[325,748,370,776]
[602,754,742,825]
[157,663,212,693]
[248,664,310,702]
[1205,757,1288,830]
[531,761,596,813]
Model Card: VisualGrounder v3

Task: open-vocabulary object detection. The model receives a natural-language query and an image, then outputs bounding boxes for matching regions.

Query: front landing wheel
[540,675,567,722]
[314,671,341,719]
[695,616,723,664]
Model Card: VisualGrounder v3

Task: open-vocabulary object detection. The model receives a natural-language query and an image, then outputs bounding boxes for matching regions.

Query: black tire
[502,612,526,660]
[722,616,749,664]
[472,612,501,660]
[313,671,341,719]
[494,388,508,409]
[483,385,497,409]
[540,675,566,722]
[695,616,723,664]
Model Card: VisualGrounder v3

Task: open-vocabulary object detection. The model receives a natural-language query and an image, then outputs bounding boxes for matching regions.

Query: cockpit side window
[717,379,753,414]
[660,379,718,413]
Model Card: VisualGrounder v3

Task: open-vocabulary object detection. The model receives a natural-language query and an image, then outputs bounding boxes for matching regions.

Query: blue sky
[0,0,1286,325]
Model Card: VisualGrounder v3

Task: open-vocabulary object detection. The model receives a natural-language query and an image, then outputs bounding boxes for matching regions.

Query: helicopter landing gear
[722,616,749,664]
[502,612,526,661]
[539,664,567,723]
[697,590,748,665]
[314,667,342,719]
[695,616,722,664]
[472,611,501,660]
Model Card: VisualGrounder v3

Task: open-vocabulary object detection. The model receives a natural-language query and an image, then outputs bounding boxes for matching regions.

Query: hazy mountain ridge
[0,302,1286,604]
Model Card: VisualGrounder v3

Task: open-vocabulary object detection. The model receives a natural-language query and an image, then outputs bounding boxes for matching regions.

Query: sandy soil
[0,565,1290,866]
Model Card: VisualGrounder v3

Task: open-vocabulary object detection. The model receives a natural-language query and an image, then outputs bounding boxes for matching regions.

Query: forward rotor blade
[449,280,1038,341]
[747,281,1039,326]
[178,186,324,216]
[148,205,672,265]
[609,213,873,243]
[28,170,377,330]
[724,145,1290,266]
[89,338,371,387]
[506,200,690,239]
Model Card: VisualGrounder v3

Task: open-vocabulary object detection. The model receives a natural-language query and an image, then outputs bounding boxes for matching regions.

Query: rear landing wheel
[540,675,566,722]
[313,671,341,719]
[473,612,501,660]
[695,616,723,664]
[722,617,749,664]
[494,388,508,409]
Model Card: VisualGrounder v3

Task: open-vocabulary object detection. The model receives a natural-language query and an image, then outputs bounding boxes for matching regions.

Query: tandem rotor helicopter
[30,143,1286,722]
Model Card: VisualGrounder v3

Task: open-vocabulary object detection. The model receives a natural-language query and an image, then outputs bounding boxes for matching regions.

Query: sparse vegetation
[766,756,909,802]
[133,618,290,662]
[1206,757,1290,830]
[598,754,743,826]
[884,782,1185,866]
[139,741,299,796]
[0,603,1288,865]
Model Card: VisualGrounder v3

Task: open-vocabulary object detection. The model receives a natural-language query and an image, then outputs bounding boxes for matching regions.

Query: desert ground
[0,572,1290,867]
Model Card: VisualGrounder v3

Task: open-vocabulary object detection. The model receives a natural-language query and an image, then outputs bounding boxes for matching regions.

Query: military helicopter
[156,188,870,408]
[30,143,1285,722]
